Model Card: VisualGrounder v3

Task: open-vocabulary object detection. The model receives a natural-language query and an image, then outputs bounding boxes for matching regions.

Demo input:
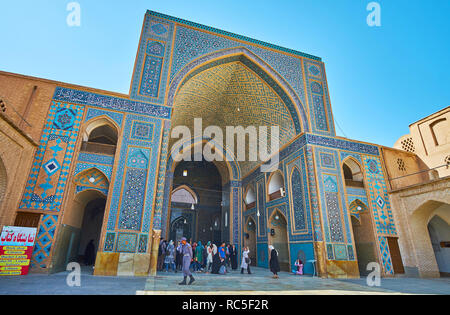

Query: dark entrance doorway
[77,197,106,266]
[169,158,228,245]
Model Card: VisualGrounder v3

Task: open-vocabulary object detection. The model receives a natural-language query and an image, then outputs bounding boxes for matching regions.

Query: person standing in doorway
[230,244,238,271]
[241,246,252,275]
[178,237,195,285]
[269,245,280,279]
[84,239,96,266]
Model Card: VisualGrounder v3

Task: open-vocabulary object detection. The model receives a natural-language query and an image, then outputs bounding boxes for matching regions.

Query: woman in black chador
[211,244,221,274]
[230,244,238,270]
[84,240,96,266]
[269,245,280,279]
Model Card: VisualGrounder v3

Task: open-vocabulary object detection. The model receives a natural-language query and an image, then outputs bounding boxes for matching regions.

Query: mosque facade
[0,10,447,279]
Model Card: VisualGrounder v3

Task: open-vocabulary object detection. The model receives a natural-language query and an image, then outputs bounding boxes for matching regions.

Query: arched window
[244,185,256,210]
[349,199,369,221]
[267,171,285,201]
[171,185,198,205]
[81,118,119,155]
[73,168,110,195]
[430,118,449,146]
[88,125,118,145]
[343,159,364,188]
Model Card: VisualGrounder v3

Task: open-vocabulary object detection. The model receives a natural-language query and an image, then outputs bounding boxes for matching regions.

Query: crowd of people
[157,237,302,285]
[158,239,247,271]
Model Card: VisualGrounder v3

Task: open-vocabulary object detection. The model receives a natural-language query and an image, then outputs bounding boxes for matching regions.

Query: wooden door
[387,237,405,274]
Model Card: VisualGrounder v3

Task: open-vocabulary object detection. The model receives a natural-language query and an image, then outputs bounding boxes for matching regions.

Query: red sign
[0,226,37,276]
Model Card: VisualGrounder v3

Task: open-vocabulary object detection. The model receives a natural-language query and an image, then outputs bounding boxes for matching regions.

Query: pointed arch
[244,184,256,209]
[348,199,369,221]
[171,185,198,205]
[168,137,240,181]
[269,208,288,226]
[82,115,120,145]
[245,215,257,227]
[342,156,364,185]
[267,169,286,201]
[73,167,110,193]
[168,47,308,134]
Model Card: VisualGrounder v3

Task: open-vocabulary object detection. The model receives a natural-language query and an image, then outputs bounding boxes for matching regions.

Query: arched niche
[343,158,364,187]
[81,117,119,155]
[268,209,290,271]
[171,185,198,205]
[267,170,285,201]
[244,184,256,210]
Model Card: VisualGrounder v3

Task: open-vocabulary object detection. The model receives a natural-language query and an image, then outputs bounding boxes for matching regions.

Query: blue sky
[0,0,448,147]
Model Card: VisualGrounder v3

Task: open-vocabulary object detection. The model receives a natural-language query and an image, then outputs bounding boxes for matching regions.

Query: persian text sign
[0,226,37,276]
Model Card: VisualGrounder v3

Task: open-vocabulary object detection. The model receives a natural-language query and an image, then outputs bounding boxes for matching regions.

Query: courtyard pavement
[0,267,448,295]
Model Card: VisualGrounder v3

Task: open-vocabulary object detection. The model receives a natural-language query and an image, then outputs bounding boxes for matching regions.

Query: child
[293,259,304,275]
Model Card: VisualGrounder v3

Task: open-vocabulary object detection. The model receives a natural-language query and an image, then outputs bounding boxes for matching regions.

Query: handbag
[245,257,250,264]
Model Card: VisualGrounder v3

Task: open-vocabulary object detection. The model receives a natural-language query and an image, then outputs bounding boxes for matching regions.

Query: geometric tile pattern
[164,12,319,108]
[117,168,147,231]
[314,147,354,261]
[20,101,84,212]
[74,163,113,181]
[363,156,397,236]
[104,114,162,250]
[320,152,336,169]
[116,233,138,253]
[310,78,328,132]
[152,120,171,231]
[137,234,149,253]
[131,121,154,142]
[53,87,170,119]
[363,156,397,275]
[303,60,334,136]
[78,153,115,166]
[31,215,58,268]
[290,167,307,232]
[85,108,124,127]
[232,187,241,245]
[305,146,323,242]
[104,232,115,252]
[139,40,165,98]
[170,61,298,177]
[257,182,266,238]
[73,168,109,191]
[333,244,348,261]
[378,236,394,275]
[130,13,175,104]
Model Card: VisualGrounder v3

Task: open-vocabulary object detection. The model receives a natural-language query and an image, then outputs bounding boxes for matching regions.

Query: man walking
[178,237,195,285]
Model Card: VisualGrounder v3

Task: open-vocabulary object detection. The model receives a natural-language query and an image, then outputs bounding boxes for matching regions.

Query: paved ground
[0,267,448,295]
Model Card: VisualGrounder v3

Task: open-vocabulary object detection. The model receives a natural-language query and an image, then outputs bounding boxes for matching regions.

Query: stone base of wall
[326,260,360,279]
[94,252,150,277]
